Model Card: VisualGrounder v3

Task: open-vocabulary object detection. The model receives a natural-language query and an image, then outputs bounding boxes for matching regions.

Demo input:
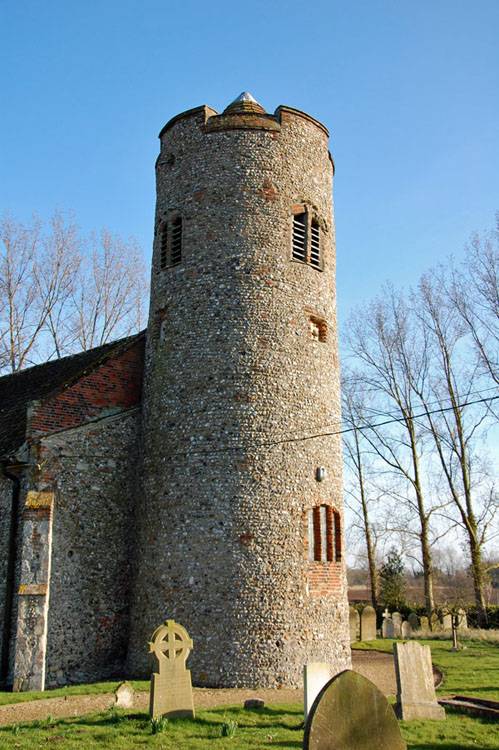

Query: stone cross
[148,619,195,719]
[393,641,445,720]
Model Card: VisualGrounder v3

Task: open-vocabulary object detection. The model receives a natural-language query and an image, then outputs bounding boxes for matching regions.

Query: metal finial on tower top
[224,91,266,114]
[232,91,258,104]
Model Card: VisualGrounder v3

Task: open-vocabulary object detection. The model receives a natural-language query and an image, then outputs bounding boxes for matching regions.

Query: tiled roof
[0,332,145,460]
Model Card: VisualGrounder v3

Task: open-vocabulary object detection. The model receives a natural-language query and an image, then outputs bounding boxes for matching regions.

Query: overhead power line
[168,392,499,459]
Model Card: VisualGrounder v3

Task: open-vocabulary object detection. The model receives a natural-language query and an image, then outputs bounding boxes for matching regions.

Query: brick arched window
[307,505,341,562]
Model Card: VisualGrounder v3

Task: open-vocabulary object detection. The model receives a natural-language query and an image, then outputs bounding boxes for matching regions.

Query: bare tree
[0,212,147,374]
[346,287,440,615]
[68,229,146,352]
[0,213,47,372]
[415,269,498,623]
[33,212,81,359]
[343,375,380,608]
[450,215,499,390]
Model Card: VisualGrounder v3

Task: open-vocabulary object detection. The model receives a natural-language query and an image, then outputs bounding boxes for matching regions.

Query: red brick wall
[28,339,144,437]
[304,505,343,596]
[307,562,343,597]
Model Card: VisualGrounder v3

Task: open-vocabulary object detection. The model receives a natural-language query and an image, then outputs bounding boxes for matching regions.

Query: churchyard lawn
[0,703,498,749]
[0,639,496,748]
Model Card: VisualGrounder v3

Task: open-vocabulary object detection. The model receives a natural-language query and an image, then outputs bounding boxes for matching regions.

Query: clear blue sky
[2,1,498,322]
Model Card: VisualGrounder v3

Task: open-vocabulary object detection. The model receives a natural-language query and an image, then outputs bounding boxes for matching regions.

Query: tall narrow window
[160,224,168,270]
[170,217,182,265]
[310,219,321,268]
[292,213,307,262]
[307,505,340,562]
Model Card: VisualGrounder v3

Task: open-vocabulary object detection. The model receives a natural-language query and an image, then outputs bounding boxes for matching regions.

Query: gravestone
[457,608,468,630]
[420,615,429,631]
[442,613,452,630]
[408,612,420,631]
[304,662,334,717]
[392,611,402,638]
[360,605,377,641]
[393,641,446,720]
[382,610,394,638]
[304,669,406,750]
[244,698,264,709]
[148,619,195,719]
[349,607,360,643]
[429,612,442,632]
[115,681,135,708]
[401,620,412,639]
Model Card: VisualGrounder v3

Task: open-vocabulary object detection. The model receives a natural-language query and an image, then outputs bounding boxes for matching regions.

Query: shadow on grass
[409,744,491,750]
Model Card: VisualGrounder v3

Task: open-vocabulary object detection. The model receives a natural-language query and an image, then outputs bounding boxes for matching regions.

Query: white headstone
[115,681,135,708]
[304,662,334,718]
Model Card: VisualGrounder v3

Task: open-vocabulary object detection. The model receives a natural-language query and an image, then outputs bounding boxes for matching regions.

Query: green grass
[0,704,304,749]
[0,639,497,747]
[0,704,497,749]
[352,638,499,701]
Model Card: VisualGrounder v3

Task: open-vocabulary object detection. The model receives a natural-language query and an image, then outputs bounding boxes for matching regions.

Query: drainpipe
[1,464,21,690]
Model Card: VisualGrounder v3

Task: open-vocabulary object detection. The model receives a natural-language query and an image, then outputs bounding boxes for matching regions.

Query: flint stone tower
[128,93,351,687]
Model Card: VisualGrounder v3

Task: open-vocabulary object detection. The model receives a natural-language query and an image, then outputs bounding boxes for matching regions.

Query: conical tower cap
[224,91,266,114]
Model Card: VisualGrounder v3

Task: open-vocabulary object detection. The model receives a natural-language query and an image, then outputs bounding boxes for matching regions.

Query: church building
[0,93,351,692]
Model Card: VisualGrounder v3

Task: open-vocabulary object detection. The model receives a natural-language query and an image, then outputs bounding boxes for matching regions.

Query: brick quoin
[29,339,144,437]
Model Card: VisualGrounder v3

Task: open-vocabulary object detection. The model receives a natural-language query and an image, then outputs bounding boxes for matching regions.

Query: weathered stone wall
[39,409,140,686]
[0,473,13,681]
[129,101,351,687]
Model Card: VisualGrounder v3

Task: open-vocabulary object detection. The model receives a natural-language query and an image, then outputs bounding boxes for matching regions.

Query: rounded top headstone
[304,670,406,750]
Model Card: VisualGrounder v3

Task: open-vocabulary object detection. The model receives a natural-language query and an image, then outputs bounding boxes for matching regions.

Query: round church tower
[128,93,351,687]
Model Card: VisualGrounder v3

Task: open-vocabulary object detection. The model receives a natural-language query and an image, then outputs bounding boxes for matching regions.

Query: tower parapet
[129,93,350,687]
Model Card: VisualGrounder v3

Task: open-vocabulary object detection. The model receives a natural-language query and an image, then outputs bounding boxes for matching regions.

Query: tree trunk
[468,524,488,625]
[353,427,378,609]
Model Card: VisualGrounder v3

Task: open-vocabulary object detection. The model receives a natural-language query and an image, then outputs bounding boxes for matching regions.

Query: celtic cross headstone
[148,619,195,719]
